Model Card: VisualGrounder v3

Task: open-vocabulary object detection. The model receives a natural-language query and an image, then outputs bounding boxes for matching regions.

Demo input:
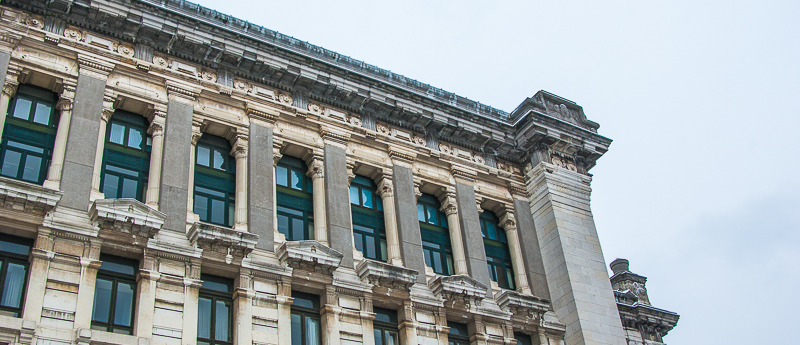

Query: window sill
[0,176,63,216]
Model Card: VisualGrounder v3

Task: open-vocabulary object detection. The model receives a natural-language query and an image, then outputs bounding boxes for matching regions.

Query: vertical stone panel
[527,165,626,345]
[392,164,426,281]
[159,99,193,232]
[513,198,551,301]
[59,74,104,210]
[323,143,353,267]
[0,51,9,81]
[454,180,492,291]
[248,123,274,250]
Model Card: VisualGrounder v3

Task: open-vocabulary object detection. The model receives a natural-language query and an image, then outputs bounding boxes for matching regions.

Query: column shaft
[323,143,353,267]
[181,282,200,345]
[232,141,248,230]
[378,178,402,266]
[0,52,11,140]
[248,122,274,250]
[90,109,112,200]
[43,94,73,189]
[158,98,194,233]
[186,125,201,219]
[442,206,468,275]
[134,271,158,337]
[504,224,532,294]
[145,118,164,208]
[392,163,426,281]
[73,258,101,328]
[453,180,492,289]
[308,158,327,244]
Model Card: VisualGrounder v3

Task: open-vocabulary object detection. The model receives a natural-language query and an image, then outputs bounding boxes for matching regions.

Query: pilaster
[247,104,277,251]
[391,154,426,282]
[145,110,166,208]
[322,128,353,268]
[158,82,197,233]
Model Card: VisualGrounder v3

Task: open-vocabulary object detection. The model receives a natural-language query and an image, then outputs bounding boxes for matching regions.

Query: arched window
[275,156,313,241]
[0,85,58,185]
[194,135,235,227]
[480,211,515,290]
[417,194,453,275]
[350,175,386,261]
[99,111,151,201]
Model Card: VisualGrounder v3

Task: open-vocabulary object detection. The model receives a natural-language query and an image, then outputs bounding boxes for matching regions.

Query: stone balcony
[188,222,258,258]
[356,259,418,292]
[0,176,62,216]
[430,275,487,309]
[495,289,550,317]
[90,198,166,239]
[276,240,343,275]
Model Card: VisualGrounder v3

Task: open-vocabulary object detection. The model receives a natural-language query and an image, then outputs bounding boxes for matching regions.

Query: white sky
[192,1,800,343]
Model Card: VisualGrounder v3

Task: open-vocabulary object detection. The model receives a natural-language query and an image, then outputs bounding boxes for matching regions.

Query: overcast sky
[191,1,799,343]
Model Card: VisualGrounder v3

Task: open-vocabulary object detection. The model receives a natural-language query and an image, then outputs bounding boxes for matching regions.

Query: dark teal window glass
[351,176,387,261]
[374,307,399,345]
[481,211,515,290]
[291,292,320,345]
[198,274,233,345]
[447,322,470,345]
[514,333,532,345]
[194,135,235,227]
[91,254,138,334]
[418,194,453,275]
[0,236,31,317]
[100,111,151,202]
[0,85,58,185]
[276,156,314,241]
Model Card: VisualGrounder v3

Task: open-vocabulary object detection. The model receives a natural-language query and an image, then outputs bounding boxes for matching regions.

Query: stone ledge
[495,289,550,316]
[429,274,487,309]
[0,176,63,216]
[0,314,36,345]
[356,259,418,292]
[188,221,258,257]
[90,198,166,239]
[276,240,343,275]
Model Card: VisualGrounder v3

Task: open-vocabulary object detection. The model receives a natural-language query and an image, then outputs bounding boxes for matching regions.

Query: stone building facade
[0,1,676,345]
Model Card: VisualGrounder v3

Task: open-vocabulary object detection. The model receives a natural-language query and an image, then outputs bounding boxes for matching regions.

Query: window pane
[305,316,319,345]
[215,301,230,341]
[21,156,41,182]
[446,255,454,275]
[106,165,139,176]
[0,263,26,308]
[426,207,438,225]
[278,214,289,238]
[210,199,225,225]
[194,195,208,221]
[350,186,359,205]
[486,222,497,240]
[417,204,425,222]
[0,241,30,255]
[92,278,113,323]
[432,252,443,274]
[33,103,52,125]
[365,236,376,259]
[361,189,373,208]
[197,298,211,339]
[276,166,288,186]
[195,186,226,198]
[12,98,32,120]
[121,178,138,199]
[292,218,304,241]
[374,329,383,345]
[423,249,432,268]
[387,331,397,345]
[308,221,314,240]
[7,140,45,154]
[113,282,134,327]
[127,128,143,149]
[212,149,225,170]
[109,123,126,145]
[291,314,301,345]
[377,197,383,211]
[229,202,235,227]
[353,233,363,253]
[278,206,304,217]
[380,239,387,262]
[291,169,302,190]
[197,146,210,167]
[1,150,21,178]
[103,174,120,199]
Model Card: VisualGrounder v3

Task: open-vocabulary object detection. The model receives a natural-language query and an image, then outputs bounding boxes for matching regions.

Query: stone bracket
[356,259,418,292]
[90,198,166,239]
[276,240,343,275]
[0,176,63,216]
[429,274,487,309]
[188,221,258,257]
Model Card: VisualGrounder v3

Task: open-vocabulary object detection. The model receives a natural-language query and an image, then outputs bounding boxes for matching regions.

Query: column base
[89,189,105,203]
[43,179,60,190]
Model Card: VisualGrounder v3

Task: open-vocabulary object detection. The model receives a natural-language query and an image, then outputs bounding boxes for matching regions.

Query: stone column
[453,174,492,290]
[42,83,75,190]
[233,270,253,345]
[377,175,402,266]
[22,229,54,323]
[272,146,283,243]
[231,135,248,231]
[276,278,293,345]
[498,210,532,295]
[73,240,102,329]
[145,112,165,208]
[0,80,17,140]
[439,191,469,276]
[186,120,203,222]
[398,300,418,345]
[59,56,112,210]
[322,130,353,267]
[247,110,276,250]
[134,253,159,337]
[526,161,626,345]
[390,152,426,281]
[307,155,327,244]
[321,285,341,345]
[90,98,114,201]
[511,187,550,301]
[159,81,197,233]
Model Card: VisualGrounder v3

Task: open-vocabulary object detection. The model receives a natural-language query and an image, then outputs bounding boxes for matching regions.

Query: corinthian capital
[2,81,18,98]
[306,158,324,180]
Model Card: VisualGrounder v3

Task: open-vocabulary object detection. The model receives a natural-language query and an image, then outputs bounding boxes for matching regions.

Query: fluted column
[233,270,253,345]
[0,80,18,140]
[231,135,248,230]
[272,147,283,243]
[440,192,468,275]
[90,95,114,201]
[186,121,203,221]
[73,240,102,329]
[499,210,532,295]
[145,112,165,208]
[43,83,75,190]
[275,278,293,345]
[135,253,159,338]
[307,156,327,244]
[377,176,402,266]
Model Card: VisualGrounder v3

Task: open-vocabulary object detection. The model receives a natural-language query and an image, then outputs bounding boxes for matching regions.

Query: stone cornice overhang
[615,298,680,336]
[4,0,611,166]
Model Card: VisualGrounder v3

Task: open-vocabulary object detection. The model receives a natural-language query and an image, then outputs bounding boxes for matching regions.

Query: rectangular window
[198,274,233,345]
[91,254,138,334]
[0,236,31,317]
[374,307,399,345]
[291,292,320,345]
[447,322,470,345]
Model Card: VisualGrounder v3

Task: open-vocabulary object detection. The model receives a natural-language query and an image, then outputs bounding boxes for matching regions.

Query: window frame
[197,274,233,345]
[447,322,470,345]
[276,156,314,241]
[418,194,453,276]
[290,292,321,345]
[480,211,515,290]
[0,236,32,317]
[194,136,236,228]
[373,307,399,345]
[91,254,138,334]
[0,85,58,185]
[99,111,151,201]
[350,176,387,262]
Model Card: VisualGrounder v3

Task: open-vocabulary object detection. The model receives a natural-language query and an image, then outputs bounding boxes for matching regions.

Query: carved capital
[306,158,324,180]
[165,81,199,103]
[376,177,393,199]
[245,103,278,123]
[499,211,516,232]
[147,121,164,137]
[191,120,204,145]
[230,137,248,159]
[56,98,72,112]
[439,191,458,216]
[77,55,114,79]
[2,81,18,98]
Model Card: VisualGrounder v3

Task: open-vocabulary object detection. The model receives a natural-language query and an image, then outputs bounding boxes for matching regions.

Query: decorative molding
[0,176,63,216]
[90,198,166,240]
[276,240,343,275]
[430,275,487,309]
[495,289,550,317]
[356,259,418,292]
[188,222,258,258]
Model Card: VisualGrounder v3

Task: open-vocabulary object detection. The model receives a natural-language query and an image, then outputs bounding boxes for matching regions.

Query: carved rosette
[276,240,343,275]
[348,116,362,127]
[201,71,217,83]
[412,136,426,146]
[356,260,418,292]
[278,93,293,105]
[153,56,169,68]
[307,103,323,115]
[63,28,82,41]
[115,43,135,57]
[26,16,44,29]
[234,80,250,92]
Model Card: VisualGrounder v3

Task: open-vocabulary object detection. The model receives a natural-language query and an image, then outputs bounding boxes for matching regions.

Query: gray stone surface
[59,74,104,210]
[455,181,492,293]
[158,99,193,232]
[248,123,273,250]
[0,52,9,83]
[513,198,550,301]
[323,143,353,267]
[392,164,426,281]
